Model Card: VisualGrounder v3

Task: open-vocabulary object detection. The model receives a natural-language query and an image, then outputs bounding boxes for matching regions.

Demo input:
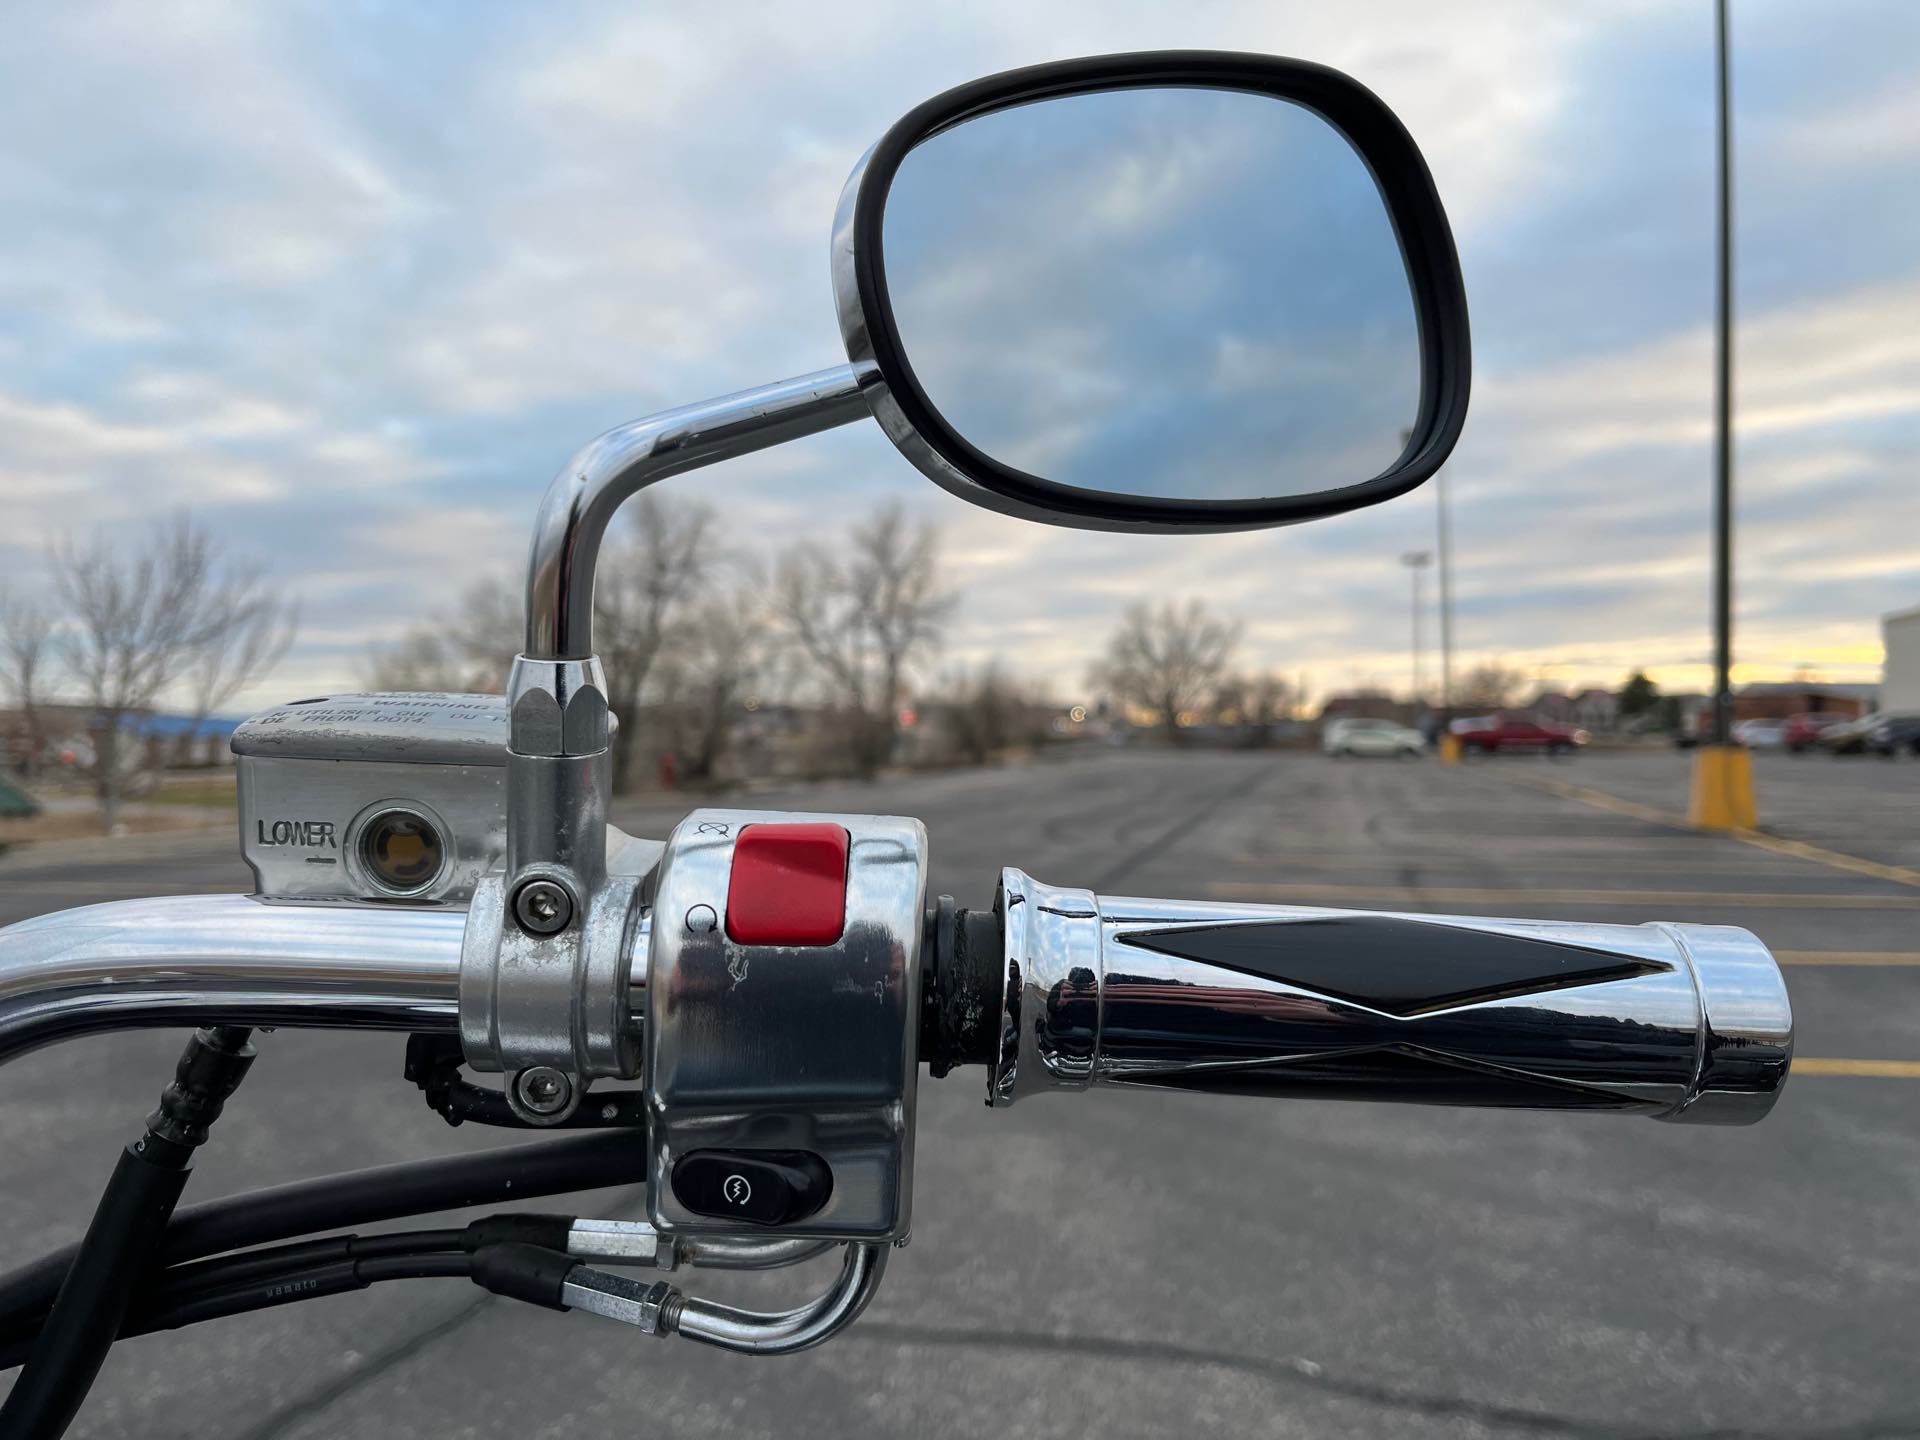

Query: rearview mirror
[834,52,1470,532]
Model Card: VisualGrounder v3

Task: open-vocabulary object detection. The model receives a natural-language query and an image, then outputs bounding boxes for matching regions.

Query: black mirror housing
[833,50,1471,533]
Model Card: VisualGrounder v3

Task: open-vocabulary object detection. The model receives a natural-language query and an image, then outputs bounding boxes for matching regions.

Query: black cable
[0,1252,478,1372]
[146,1229,467,1300]
[149,1251,474,1334]
[0,1026,257,1440]
[0,1238,583,1374]
[1,1215,577,1353]
[0,1129,644,1341]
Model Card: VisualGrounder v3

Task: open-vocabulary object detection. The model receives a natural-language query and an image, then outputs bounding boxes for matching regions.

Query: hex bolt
[515,1066,574,1116]
[513,878,575,935]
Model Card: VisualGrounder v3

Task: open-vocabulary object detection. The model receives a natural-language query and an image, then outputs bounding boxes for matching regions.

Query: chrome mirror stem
[521,362,876,664]
[471,366,877,1085]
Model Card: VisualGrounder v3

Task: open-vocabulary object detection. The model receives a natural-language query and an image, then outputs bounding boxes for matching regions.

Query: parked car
[1328,718,1420,756]
[1783,711,1850,753]
[1451,713,1588,756]
[1821,712,1920,757]
[1323,718,1425,758]
[1878,716,1920,756]
[1731,718,1786,749]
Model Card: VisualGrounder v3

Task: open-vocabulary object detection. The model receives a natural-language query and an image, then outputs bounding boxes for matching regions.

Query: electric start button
[724,823,850,946]
[671,1149,833,1227]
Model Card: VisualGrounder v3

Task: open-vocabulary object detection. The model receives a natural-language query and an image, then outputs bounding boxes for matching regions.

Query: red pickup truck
[1452,714,1589,755]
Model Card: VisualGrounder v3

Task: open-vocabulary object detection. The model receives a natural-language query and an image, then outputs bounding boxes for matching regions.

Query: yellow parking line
[1776,951,1920,966]
[1504,773,1920,889]
[1730,829,1920,887]
[1794,1058,1920,1078]
[1509,775,1680,828]
[1203,882,1920,909]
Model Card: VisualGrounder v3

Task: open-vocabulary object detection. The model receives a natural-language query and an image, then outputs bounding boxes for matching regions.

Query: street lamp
[1402,424,1456,728]
[1689,0,1757,830]
[1400,550,1431,713]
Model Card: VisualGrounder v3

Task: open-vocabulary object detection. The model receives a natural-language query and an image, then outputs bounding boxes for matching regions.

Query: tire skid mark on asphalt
[1088,762,1279,894]
[844,1318,1920,1436]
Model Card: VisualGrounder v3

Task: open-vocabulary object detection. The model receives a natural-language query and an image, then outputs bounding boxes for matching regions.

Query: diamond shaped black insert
[1115,916,1668,1017]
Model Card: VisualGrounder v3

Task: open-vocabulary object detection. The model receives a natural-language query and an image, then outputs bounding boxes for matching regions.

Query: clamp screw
[513,878,575,935]
[514,1066,574,1116]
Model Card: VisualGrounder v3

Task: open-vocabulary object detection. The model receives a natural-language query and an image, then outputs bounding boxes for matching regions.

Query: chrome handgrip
[987,870,1793,1124]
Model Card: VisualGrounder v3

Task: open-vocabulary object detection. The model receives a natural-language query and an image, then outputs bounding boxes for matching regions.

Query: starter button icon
[670,1150,831,1225]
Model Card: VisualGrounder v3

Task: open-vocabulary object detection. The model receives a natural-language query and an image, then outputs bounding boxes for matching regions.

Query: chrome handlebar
[0,874,1794,1122]
[0,862,1793,1362]
[0,894,463,1068]
[984,869,1793,1124]
[3,867,1797,1128]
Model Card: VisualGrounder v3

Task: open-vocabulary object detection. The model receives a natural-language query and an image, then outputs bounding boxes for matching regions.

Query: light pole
[1400,550,1431,713]
[1402,425,1457,728]
[1689,0,1757,829]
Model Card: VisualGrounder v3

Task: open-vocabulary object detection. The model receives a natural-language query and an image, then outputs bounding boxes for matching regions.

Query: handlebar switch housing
[644,808,927,1241]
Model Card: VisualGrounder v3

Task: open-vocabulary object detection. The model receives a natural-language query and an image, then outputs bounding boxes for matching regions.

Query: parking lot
[3,747,1918,1438]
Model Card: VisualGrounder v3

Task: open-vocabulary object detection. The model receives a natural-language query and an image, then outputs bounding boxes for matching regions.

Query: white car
[1731,718,1786,749]
[1323,718,1426,757]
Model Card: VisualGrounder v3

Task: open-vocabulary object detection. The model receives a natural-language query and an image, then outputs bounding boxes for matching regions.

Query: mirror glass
[881,86,1421,502]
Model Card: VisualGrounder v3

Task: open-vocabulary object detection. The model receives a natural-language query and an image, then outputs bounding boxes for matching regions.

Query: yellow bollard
[1439,734,1464,764]
[1688,743,1757,830]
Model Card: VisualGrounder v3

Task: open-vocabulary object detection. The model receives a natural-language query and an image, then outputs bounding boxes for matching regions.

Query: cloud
[0,0,1913,717]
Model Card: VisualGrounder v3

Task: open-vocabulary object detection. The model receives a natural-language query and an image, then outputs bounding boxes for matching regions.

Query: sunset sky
[1,1,1915,711]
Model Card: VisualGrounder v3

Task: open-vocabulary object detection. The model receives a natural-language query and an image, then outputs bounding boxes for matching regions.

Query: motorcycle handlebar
[0,895,464,1067]
[972,869,1793,1124]
[0,872,1794,1125]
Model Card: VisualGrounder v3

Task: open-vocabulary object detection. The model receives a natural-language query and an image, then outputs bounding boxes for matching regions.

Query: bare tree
[364,576,519,694]
[443,576,522,688]
[364,629,473,693]
[1249,672,1294,728]
[940,662,1036,765]
[182,567,297,761]
[1459,660,1526,710]
[596,495,716,791]
[1212,669,1294,745]
[50,516,236,830]
[0,590,57,780]
[1092,599,1240,741]
[774,503,951,778]
[656,588,765,784]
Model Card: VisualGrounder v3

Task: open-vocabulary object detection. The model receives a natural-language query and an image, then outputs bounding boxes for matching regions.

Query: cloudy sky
[1,0,1915,712]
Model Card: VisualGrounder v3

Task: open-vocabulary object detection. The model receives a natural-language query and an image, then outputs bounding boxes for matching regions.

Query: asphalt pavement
[3,748,1918,1439]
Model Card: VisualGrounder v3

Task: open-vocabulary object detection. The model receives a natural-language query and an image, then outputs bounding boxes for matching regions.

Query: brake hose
[0,1026,257,1440]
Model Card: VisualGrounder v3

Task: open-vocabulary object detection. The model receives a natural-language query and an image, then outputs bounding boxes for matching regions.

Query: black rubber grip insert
[1116,916,1667,1017]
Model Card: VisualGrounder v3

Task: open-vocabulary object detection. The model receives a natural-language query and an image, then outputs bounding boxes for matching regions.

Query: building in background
[1731,682,1875,722]
[1883,604,1920,717]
